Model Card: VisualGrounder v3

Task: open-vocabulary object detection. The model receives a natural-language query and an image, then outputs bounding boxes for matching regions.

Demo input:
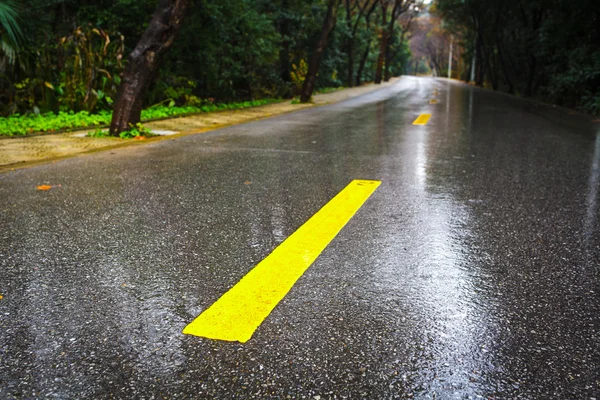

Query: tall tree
[374,0,411,84]
[278,0,292,86]
[344,0,374,87]
[384,4,416,81]
[109,0,190,135]
[300,0,341,103]
[355,0,379,85]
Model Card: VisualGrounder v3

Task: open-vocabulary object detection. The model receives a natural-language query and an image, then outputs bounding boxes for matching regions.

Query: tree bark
[278,0,292,86]
[386,12,413,80]
[109,0,190,135]
[525,54,537,96]
[356,42,371,86]
[355,0,378,86]
[373,1,388,84]
[300,0,340,103]
[475,42,484,86]
[345,1,355,87]
[496,38,513,93]
[383,0,404,81]
[345,0,372,87]
[474,25,485,87]
[382,36,392,81]
[375,0,408,83]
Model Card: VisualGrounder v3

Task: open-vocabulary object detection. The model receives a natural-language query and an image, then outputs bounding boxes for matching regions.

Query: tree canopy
[433,0,600,115]
[0,0,414,126]
[2,0,596,132]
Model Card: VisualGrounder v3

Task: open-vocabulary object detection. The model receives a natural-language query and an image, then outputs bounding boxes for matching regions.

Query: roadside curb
[0,78,401,173]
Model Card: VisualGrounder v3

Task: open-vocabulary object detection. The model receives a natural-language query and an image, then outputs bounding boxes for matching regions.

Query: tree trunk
[345,0,372,87]
[109,0,190,135]
[374,37,386,84]
[383,35,392,81]
[481,40,497,90]
[384,29,406,81]
[279,0,292,86]
[389,12,413,80]
[300,0,340,103]
[345,1,354,87]
[383,1,403,81]
[525,54,536,96]
[356,41,371,86]
[355,0,378,86]
[373,2,388,84]
[475,31,484,87]
[377,0,405,83]
[495,32,514,93]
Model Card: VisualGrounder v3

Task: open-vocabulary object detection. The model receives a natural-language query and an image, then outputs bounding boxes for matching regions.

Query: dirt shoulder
[0,78,400,171]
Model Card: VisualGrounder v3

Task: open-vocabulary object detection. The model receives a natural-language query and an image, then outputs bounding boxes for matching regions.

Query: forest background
[0,0,597,136]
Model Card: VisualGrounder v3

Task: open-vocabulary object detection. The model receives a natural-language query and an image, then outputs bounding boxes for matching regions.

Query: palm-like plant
[0,0,22,65]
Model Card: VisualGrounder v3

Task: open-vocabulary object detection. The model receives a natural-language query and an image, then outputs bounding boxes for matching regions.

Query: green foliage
[87,127,109,137]
[119,122,152,139]
[0,0,401,119]
[544,46,600,114]
[0,0,22,65]
[57,25,124,112]
[290,59,308,93]
[0,110,110,135]
[163,78,196,104]
[1,24,124,116]
[0,0,21,46]
[161,0,282,102]
[314,7,346,90]
[0,99,280,136]
[386,29,412,78]
[436,0,600,115]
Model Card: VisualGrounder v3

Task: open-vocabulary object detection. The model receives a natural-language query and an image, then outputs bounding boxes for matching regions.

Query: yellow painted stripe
[183,179,381,343]
[429,99,438,104]
[413,113,432,125]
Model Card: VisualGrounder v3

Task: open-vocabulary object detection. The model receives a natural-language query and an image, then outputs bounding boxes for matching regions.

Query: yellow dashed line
[183,180,381,343]
[413,114,432,125]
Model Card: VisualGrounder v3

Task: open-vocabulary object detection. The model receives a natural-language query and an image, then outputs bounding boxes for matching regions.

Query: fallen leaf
[37,185,52,191]
[244,181,252,185]
[0,295,3,300]
[134,136,147,140]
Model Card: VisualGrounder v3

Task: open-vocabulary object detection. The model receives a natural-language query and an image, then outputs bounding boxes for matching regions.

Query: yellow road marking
[429,99,438,104]
[183,179,381,343]
[413,113,432,125]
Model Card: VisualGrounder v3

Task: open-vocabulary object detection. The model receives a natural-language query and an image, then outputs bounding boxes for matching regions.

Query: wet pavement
[1,76,599,399]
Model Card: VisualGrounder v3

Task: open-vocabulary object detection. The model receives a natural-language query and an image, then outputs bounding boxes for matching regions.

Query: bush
[0,98,281,136]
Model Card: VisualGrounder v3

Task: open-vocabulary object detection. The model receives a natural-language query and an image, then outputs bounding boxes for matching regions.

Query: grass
[0,99,280,136]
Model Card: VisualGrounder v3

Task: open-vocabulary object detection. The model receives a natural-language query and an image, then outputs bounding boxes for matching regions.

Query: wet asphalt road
[1,76,599,399]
